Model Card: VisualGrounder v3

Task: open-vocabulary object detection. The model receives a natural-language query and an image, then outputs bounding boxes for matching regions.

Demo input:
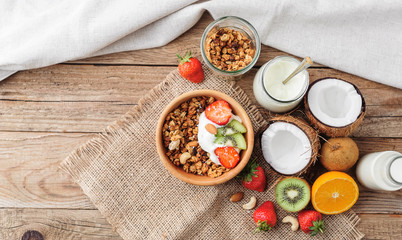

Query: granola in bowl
[162,96,230,178]
[162,96,248,178]
[156,90,254,185]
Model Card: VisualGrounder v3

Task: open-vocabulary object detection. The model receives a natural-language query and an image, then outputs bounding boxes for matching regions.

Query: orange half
[312,171,359,215]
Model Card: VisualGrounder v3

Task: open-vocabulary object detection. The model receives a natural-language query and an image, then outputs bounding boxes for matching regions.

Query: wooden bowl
[156,90,254,186]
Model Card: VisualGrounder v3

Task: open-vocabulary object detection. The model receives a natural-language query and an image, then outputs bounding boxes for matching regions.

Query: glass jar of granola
[201,16,261,77]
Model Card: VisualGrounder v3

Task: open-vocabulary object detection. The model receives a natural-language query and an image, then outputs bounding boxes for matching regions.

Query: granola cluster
[205,27,255,71]
[162,96,230,178]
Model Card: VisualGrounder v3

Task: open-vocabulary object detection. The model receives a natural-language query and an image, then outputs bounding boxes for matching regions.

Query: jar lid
[389,157,402,184]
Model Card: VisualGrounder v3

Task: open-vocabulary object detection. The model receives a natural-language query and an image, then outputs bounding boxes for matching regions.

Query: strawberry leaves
[238,158,258,183]
[299,210,325,236]
[176,51,192,65]
[309,219,325,236]
[254,220,271,233]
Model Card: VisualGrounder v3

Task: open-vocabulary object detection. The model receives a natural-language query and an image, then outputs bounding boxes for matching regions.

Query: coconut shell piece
[259,115,320,177]
[304,78,366,137]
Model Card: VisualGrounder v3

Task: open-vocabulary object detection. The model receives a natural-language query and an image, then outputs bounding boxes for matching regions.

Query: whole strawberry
[177,51,204,83]
[238,159,266,192]
[253,201,277,233]
[298,210,325,236]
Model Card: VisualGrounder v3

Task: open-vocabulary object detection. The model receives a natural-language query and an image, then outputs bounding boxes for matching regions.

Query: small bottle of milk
[356,151,402,191]
[253,56,309,113]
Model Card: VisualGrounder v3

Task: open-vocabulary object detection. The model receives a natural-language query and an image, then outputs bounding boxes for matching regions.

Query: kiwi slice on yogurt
[217,119,247,136]
[214,133,247,150]
[275,177,311,212]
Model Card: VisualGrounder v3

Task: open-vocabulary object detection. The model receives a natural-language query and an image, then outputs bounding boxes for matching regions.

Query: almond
[188,141,198,147]
[205,124,217,135]
[230,192,244,202]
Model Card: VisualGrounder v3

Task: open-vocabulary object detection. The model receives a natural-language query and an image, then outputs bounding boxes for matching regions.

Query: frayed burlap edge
[342,210,365,240]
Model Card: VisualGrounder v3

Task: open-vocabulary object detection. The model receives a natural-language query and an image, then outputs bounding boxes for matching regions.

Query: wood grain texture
[0,209,399,240]
[1,65,401,135]
[0,209,122,240]
[357,214,402,239]
[0,131,401,213]
[0,132,94,209]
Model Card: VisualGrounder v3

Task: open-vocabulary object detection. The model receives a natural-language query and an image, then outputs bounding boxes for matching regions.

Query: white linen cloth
[1,0,401,89]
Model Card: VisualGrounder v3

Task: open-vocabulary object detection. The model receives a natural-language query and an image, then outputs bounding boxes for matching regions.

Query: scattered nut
[282,216,299,231]
[205,124,217,135]
[230,192,244,202]
[188,141,198,147]
[179,152,191,165]
[242,196,257,210]
[168,139,180,151]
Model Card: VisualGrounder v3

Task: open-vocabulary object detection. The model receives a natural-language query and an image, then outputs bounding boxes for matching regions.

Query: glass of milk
[253,56,309,112]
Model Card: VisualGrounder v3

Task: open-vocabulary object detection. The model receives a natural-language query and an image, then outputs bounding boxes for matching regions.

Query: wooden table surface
[0,13,401,240]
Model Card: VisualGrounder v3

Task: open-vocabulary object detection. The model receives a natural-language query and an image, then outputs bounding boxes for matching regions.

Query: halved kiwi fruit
[275,177,311,212]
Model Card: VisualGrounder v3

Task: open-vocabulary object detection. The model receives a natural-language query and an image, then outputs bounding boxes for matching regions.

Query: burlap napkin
[60,67,364,240]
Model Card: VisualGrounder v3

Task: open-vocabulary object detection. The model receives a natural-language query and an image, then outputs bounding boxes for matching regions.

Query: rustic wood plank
[0,208,122,240]
[357,214,402,239]
[68,13,323,68]
[354,187,402,214]
[0,131,400,213]
[0,208,399,240]
[0,65,171,102]
[0,132,94,209]
[354,137,402,153]
[0,101,136,133]
[350,117,402,138]
[1,65,401,135]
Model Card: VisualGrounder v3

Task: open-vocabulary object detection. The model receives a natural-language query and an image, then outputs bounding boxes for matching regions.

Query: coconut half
[260,116,320,176]
[305,78,366,137]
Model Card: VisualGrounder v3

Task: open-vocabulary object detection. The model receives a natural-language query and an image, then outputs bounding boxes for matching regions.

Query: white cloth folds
[1,0,401,88]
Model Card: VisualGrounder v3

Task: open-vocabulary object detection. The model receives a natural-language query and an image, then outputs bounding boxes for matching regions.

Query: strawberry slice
[205,100,232,125]
[215,147,240,168]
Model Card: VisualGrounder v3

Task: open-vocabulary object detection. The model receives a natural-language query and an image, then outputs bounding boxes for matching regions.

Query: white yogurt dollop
[197,112,242,165]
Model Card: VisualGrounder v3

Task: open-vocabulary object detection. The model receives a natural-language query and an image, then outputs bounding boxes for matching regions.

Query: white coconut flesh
[261,122,312,175]
[307,79,362,127]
